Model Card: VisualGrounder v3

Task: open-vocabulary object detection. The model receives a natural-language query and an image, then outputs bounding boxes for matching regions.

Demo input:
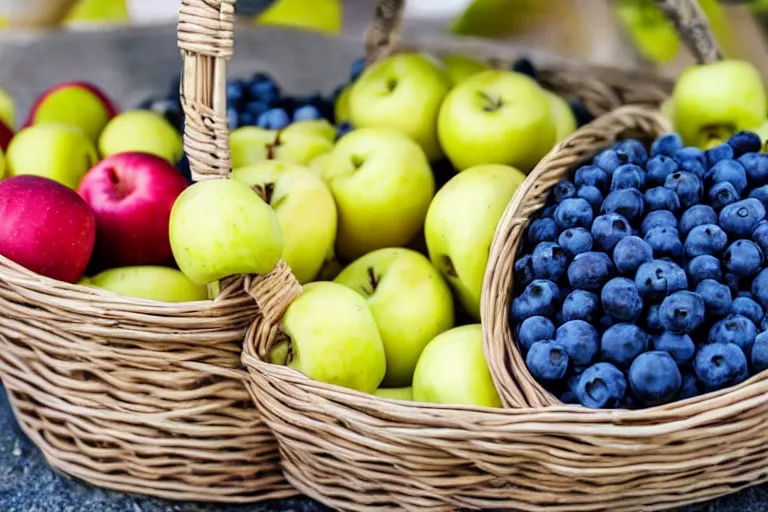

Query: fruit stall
[5,0,768,511]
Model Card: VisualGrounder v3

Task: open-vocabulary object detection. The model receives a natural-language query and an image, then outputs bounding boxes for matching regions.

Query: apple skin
[546,90,577,143]
[334,85,352,124]
[440,54,491,86]
[87,265,208,302]
[307,152,330,177]
[230,126,333,168]
[437,70,556,172]
[348,53,452,161]
[334,248,454,387]
[77,152,189,270]
[425,163,526,320]
[169,178,283,285]
[660,97,675,125]
[0,119,14,152]
[412,324,502,407]
[6,122,99,190]
[99,110,183,164]
[0,175,96,283]
[231,160,337,284]
[0,86,15,130]
[373,387,413,401]
[272,281,386,393]
[23,81,118,142]
[281,119,336,142]
[673,60,767,147]
[322,128,435,261]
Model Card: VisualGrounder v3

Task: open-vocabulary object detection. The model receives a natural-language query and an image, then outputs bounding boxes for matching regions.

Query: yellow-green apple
[169,178,283,285]
[232,160,337,284]
[373,386,413,401]
[0,175,96,283]
[425,163,526,320]
[23,82,117,141]
[322,128,435,261]
[440,54,491,86]
[673,60,767,147]
[280,119,336,142]
[412,324,502,407]
[334,248,454,386]
[307,152,330,177]
[754,119,768,145]
[77,152,188,270]
[438,70,556,172]
[99,110,183,164]
[231,126,277,168]
[0,86,15,129]
[334,85,352,124]
[6,123,99,189]
[0,148,5,179]
[270,281,386,392]
[348,53,452,161]
[661,97,675,125]
[88,265,208,302]
[546,90,577,143]
[230,126,333,168]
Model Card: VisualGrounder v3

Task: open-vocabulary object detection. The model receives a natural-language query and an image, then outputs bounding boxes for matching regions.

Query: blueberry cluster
[511,130,768,409]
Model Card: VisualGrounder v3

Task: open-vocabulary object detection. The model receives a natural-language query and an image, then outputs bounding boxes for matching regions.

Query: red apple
[0,175,96,283]
[78,152,188,270]
[0,119,13,152]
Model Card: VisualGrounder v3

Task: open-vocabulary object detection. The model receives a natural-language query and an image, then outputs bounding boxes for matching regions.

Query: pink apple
[78,152,188,270]
[0,119,13,152]
[0,175,96,283]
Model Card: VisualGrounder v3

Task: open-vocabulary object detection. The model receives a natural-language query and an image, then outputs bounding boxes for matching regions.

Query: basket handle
[654,0,721,65]
[366,0,406,66]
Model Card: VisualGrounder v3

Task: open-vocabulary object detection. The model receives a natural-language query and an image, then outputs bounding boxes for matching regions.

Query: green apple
[169,178,283,285]
[348,53,452,161]
[280,119,336,142]
[6,123,99,189]
[230,126,333,168]
[271,281,386,393]
[232,160,337,284]
[660,97,675,125]
[425,163,526,320]
[438,70,556,172]
[441,54,491,86]
[373,386,412,401]
[322,128,435,261]
[0,86,15,129]
[316,257,345,281]
[754,119,768,146]
[673,60,767,147]
[334,85,352,124]
[231,126,277,168]
[307,152,330,177]
[546,90,577,143]
[413,324,501,407]
[334,248,454,387]
[99,110,183,163]
[88,265,208,302]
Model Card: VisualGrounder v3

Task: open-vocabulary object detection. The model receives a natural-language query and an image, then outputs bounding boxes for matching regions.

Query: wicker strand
[654,0,722,64]
[365,0,406,66]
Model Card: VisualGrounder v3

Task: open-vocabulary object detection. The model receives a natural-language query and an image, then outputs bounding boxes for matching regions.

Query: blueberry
[616,139,648,166]
[646,154,679,185]
[600,189,644,224]
[516,316,556,351]
[723,239,763,277]
[561,290,600,323]
[752,220,768,254]
[720,198,766,237]
[687,255,722,285]
[511,279,560,321]
[731,296,765,326]
[568,251,616,291]
[629,351,682,406]
[569,100,594,128]
[577,186,603,211]
[292,104,321,121]
[575,362,627,408]
[708,181,741,210]
[594,149,629,174]
[651,133,684,158]
[598,314,615,330]
[610,164,645,191]
[612,235,653,275]
[641,210,678,236]
[653,331,696,365]
[727,131,762,157]
[749,185,768,208]
[644,186,681,213]
[694,342,749,391]
[551,180,577,203]
[514,254,534,289]
[705,159,748,194]
[558,228,593,257]
[725,272,743,293]
[705,143,735,167]
[556,320,599,368]
[709,315,758,356]
[526,341,569,382]
[601,277,644,321]
[226,107,239,130]
[527,218,559,245]
[559,389,579,404]
[226,80,246,105]
[336,122,354,140]
[601,324,648,368]
[674,147,708,178]
[696,279,732,316]
[751,331,768,373]
[591,213,632,251]
[635,259,688,300]
[554,197,594,230]
[659,291,706,333]
[738,152,768,185]
[679,370,700,400]
[665,171,702,209]
[645,305,663,334]
[238,112,255,127]
[684,224,728,258]
[511,57,538,81]
[645,227,683,259]
[349,57,366,81]
[247,76,280,104]
[256,108,290,130]
[678,205,716,236]
[575,165,610,193]
[532,242,569,282]
[244,100,271,116]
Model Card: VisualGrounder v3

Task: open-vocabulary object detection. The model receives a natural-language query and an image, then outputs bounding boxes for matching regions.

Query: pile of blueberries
[510,130,768,409]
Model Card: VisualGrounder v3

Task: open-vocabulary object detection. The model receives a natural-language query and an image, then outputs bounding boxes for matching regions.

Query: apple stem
[252,183,276,205]
[441,255,458,279]
[266,133,282,160]
[478,91,503,113]
[366,266,380,293]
